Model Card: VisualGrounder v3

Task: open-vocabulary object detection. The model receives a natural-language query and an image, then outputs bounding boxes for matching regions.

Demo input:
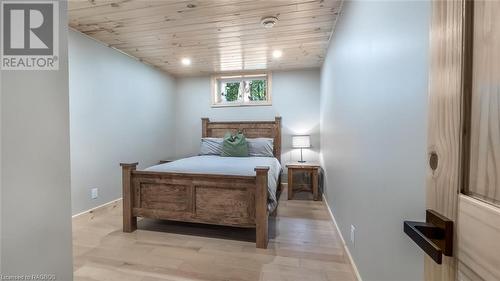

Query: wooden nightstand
[286,163,321,201]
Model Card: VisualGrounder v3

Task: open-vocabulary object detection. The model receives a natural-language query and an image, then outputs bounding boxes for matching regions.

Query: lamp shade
[292,135,311,148]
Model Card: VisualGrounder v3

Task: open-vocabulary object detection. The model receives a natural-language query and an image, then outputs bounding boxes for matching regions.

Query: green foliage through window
[214,74,270,106]
[248,80,267,101]
[224,82,240,102]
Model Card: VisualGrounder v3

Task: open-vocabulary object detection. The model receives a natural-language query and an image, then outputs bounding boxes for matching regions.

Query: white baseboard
[72,198,122,218]
[323,194,363,281]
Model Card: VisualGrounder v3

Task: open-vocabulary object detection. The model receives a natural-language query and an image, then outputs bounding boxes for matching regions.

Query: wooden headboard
[201,117,282,162]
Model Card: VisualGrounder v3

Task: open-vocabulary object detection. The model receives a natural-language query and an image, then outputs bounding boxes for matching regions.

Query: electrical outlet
[91,188,98,199]
[350,225,356,247]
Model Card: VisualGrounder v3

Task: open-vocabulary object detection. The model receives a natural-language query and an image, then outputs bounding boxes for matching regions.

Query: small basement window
[211,73,272,107]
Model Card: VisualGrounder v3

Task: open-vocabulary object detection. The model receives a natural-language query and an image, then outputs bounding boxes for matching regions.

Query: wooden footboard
[120,163,270,248]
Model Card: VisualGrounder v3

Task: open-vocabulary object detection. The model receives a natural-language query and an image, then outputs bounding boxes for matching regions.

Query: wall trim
[326,0,345,48]
[323,194,363,281]
[72,198,122,218]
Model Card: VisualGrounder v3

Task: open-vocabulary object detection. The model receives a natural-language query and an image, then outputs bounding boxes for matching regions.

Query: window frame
[211,72,272,107]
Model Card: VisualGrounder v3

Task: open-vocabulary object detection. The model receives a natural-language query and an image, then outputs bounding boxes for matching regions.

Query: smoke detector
[261,16,278,29]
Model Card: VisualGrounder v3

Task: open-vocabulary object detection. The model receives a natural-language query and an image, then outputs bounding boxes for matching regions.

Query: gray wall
[320,1,429,280]
[0,50,2,274]
[0,68,2,273]
[1,1,73,279]
[69,30,177,215]
[174,69,321,165]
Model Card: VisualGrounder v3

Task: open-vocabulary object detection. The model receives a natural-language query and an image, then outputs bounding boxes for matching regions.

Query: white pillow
[199,138,223,155]
[247,138,274,157]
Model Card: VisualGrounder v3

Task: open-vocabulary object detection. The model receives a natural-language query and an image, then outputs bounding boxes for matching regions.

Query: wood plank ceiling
[69,0,342,76]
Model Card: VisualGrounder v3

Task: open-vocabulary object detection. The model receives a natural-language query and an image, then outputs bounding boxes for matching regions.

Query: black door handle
[403,210,453,264]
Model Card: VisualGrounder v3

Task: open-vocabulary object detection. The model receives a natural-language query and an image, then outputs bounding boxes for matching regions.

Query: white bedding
[145,155,282,211]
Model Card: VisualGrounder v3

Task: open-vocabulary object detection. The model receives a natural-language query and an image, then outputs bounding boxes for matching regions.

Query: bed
[120,117,282,248]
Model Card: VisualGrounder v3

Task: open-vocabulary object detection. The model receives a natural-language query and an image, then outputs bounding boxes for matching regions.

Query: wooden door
[425,0,500,280]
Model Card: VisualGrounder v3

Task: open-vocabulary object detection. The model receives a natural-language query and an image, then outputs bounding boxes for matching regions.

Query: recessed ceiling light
[261,16,278,29]
[272,50,283,58]
[181,58,191,66]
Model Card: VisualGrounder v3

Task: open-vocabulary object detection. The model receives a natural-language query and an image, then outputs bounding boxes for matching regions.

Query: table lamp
[292,135,311,163]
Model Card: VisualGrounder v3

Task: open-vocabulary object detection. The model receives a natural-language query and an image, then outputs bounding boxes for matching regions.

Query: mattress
[145,155,281,211]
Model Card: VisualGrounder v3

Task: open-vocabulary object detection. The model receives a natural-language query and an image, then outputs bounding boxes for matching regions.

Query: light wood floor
[73,190,357,281]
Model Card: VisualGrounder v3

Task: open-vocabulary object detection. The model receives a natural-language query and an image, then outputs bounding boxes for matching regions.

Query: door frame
[426,0,500,280]
[425,0,470,279]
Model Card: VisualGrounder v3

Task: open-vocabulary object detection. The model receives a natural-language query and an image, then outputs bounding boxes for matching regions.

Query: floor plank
[73,190,356,281]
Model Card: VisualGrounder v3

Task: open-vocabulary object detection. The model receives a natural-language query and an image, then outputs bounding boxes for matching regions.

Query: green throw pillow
[221,131,249,157]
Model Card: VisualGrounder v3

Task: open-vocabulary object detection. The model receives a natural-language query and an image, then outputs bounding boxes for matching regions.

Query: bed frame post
[255,166,269,249]
[275,116,282,163]
[120,162,138,233]
[201,118,209,137]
